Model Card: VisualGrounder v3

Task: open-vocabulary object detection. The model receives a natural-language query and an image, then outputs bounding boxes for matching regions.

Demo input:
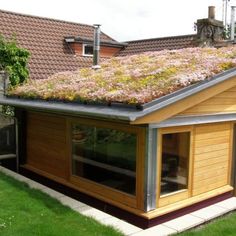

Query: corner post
[144,126,158,211]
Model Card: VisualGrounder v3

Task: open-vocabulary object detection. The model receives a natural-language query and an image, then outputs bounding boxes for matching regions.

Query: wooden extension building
[1,68,236,228]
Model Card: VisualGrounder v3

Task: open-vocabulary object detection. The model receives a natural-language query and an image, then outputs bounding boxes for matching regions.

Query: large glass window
[160,132,190,196]
[0,116,15,155]
[72,124,137,195]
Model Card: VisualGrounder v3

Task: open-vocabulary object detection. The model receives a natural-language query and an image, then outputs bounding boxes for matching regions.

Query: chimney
[196,6,224,46]
[92,24,101,69]
[230,6,236,41]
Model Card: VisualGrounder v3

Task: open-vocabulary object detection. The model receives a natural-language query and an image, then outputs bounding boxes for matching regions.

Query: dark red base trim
[19,167,233,229]
[148,191,233,228]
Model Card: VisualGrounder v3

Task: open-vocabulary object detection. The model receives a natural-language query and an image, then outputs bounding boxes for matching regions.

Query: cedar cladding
[192,122,231,195]
[26,112,68,179]
[181,86,236,115]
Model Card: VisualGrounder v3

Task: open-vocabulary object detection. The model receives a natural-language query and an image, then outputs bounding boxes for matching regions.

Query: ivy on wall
[0,35,30,86]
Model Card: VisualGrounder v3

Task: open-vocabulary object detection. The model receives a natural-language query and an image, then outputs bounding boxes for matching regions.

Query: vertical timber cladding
[26,112,68,179]
[192,122,232,196]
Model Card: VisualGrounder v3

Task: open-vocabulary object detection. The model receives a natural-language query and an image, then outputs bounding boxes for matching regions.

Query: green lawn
[0,172,124,236]
[178,212,236,236]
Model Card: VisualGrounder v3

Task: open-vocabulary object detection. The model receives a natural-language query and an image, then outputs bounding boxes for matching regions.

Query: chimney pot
[208,6,215,19]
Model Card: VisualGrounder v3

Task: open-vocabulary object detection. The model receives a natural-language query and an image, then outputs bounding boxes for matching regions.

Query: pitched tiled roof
[118,34,197,56]
[0,9,116,80]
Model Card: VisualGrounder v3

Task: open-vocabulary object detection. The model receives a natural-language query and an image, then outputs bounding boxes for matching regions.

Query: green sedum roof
[9,46,236,105]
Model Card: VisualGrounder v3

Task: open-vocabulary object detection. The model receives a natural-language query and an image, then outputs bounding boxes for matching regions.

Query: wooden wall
[26,112,68,179]
[192,122,232,196]
[181,85,236,116]
[24,111,233,216]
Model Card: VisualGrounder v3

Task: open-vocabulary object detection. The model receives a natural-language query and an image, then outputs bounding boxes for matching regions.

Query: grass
[0,172,124,236]
[178,212,236,236]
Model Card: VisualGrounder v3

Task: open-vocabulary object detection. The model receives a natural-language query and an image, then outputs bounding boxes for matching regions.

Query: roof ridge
[124,34,196,43]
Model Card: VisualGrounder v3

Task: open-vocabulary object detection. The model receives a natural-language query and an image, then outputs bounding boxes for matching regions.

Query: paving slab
[102,217,142,235]
[163,214,204,232]
[73,205,92,213]
[0,167,18,177]
[131,224,177,236]
[59,195,87,209]
[191,204,229,221]
[215,197,236,211]
[40,187,65,200]
[26,180,47,190]
[80,207,113,221]
[0,167,31,183]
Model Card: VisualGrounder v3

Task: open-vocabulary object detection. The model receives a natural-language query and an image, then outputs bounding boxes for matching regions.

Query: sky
[1,0,236,41]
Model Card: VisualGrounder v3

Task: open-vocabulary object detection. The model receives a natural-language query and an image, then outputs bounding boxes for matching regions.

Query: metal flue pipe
[92,24,101,69]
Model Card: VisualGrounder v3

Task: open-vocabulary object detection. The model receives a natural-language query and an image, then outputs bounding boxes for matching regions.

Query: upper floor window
[83,44,93,56]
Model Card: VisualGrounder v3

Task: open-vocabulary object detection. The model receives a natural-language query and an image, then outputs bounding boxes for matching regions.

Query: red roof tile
[118,34,197,56]
[0,9,116,80]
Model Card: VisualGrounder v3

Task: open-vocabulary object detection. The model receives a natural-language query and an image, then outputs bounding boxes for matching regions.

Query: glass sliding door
[158,127,192,207]
[161,132,190,195]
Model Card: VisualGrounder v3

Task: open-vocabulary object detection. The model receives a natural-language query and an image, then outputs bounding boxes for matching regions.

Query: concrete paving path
[1,166,236,236]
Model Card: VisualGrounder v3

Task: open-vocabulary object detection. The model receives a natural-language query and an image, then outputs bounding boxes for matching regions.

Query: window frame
[67,117,146,210]
[82,44,94,57]
[156,126,194,208]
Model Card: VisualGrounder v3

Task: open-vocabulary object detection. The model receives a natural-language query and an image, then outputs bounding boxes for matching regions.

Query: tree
[0,35,30,86]
[0,35,30,116]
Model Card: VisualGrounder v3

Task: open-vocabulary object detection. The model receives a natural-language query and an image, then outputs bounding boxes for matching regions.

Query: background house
[0,9,202,80]
[0,9,125,80]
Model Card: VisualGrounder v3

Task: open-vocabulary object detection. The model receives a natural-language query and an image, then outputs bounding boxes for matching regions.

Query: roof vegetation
[9,46,236,105]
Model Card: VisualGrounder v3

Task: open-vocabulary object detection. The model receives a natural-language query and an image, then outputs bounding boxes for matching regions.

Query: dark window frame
[82,44,93,56]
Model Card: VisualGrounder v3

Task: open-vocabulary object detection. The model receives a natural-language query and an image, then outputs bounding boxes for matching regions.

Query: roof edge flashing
[141,67,236,115]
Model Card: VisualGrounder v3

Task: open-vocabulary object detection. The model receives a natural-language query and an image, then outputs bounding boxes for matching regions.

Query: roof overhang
[0,68,236,124]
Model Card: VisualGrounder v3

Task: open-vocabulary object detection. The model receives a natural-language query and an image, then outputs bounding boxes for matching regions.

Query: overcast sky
[1,0,236,41]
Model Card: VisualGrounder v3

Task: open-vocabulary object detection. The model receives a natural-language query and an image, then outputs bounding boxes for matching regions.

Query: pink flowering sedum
[9,46,236,104]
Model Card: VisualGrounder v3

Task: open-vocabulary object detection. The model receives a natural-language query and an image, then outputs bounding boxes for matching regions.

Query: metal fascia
[149,113,236,128]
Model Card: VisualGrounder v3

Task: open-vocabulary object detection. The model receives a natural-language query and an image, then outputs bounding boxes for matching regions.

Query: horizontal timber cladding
[181,85,236,116]
[192,122,232,196]
[26,112,69,179]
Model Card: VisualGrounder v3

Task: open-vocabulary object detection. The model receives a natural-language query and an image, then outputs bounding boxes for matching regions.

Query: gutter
[0,97,140,122]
